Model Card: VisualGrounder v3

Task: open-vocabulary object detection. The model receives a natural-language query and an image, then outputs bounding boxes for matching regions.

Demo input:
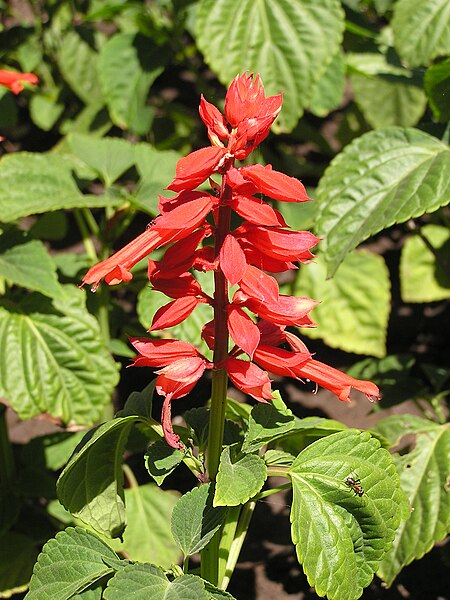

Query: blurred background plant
[0,0,448,598]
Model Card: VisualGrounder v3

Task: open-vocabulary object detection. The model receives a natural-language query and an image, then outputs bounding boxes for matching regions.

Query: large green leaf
[58,29,104,104]
[57,416,139,538]
[98,33,169,135]
[26,527,119,600]
[104,565,208,600]
[0,153,118,222]
[195,0,345,132]
[214,446,267,506]
[309,50,346,118]
[392,0,450,67]
[316,127,450,276]
[67,134,136,187]
[0,236,65,300]
[373,416,449,584]
[171,483,227,557]
[400,224,450,302]
[289,430,409,600]
[0,287,119,424]
[120,484,180,567]
[347,53,427,129]
[293,251,390,357]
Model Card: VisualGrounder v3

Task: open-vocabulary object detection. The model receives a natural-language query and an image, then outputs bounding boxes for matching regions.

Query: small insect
[345,475,364,497]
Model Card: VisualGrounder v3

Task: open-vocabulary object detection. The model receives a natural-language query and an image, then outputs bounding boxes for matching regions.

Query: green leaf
[195,0,345,132]
[67,134,136,187]
[392,0,450,67]
[132,143,180,215]
[30,92,65,131]
[0,532,39,598]
[57,416,139,538]
[400,224,450,302]
[373,417,449,584]
[0,153,118,222]
[0,287,119,424]
[171,483,227,557]
[145,439,185,485]
[348,53,427,129]
[98,33,169,135]
[242,392,295,453]
[424,58,450,122]
[26,527,119,600]
[309,50,346,117]
[58,29,104,104]
[0,236,65,300]
[277,417,348,455]
[289,430,409,600]
[104,564,208,600]
[204,582,237,600]
[214,446,267,507]
[316,127,450,276]
[294,251,390,357]
[119,484,180,566]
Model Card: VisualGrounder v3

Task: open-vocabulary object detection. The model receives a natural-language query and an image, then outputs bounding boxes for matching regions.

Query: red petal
[230,194,287,227]
[150,272,203,299]
[149,296,201,331]
[253,344,310,377]
[219,234,247,285]
[157,195,214,229]
[239,293,318,327]
[238,265,279,303]
[130,338,199,367]
[0,69,38,94]
[160,394,182,448]
[237,224,320,262]
[167,146,228,192]
[227,305,260,358]
[240,164,310,203]
[199,95,229,142]
[222,357,273,402]
[293,359,381,403]
[224,73,265,127]
[154,229,207,278]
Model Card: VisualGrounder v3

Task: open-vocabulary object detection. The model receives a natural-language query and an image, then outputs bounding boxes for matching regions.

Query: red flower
[0,69,38,94]
[167,147,229,192]
[222,357,273,403]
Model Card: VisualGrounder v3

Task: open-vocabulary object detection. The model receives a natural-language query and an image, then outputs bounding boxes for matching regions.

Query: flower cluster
[83,73,380,448]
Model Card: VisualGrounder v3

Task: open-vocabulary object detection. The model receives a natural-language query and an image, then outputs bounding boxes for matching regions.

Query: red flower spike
[149,296,202,331]
[219,234,247,286]
[292,358,381,403]
[167,146,229,192]
[0,69,38,94]
[229,194,287,227]
[129,338,200,367]
[222,357,273,402]
[199,94,229,145]
[238,264,279,303]
[253,344,311,378]
[239,164,311,203]
[227,305,260,358]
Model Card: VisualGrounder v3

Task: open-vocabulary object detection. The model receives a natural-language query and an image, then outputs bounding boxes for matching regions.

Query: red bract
[82,71,380,448]
[0,69,38,94]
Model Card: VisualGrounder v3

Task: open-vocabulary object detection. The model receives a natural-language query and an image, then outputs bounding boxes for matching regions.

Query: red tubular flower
[235,291,317,328]
[222,357,273,403]
[130,338,201,367]
[253,344,311,378]
[235,224,320,263]
[0,69,38,94]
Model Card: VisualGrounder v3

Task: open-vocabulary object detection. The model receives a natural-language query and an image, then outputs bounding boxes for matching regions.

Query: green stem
[0,404,15,490]
[74,209,98,263]
[220,501,256,590]
[217,506,241,586]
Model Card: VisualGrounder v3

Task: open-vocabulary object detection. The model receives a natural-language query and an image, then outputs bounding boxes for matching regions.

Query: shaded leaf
[57,417,139,538]
[309,50,346,117]
[400,224,450,302]
[373,417,450,584]
[145,439,185,486]
[294,251,390,357]
[316,127,450,276]
[0,532,39,598]
[424,58,450,122]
